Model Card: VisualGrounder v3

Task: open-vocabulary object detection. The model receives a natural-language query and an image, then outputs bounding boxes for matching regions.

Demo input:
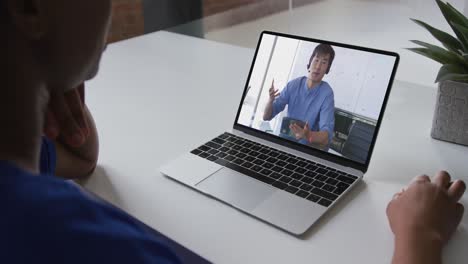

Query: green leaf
[450,22,468,53]
[435,64,468,82]
[436,0,468,49]
[410,18,463,53]
[410,40,448,52]
[410,40,468,67]
[446,2,468,27]
[407,48,448,64]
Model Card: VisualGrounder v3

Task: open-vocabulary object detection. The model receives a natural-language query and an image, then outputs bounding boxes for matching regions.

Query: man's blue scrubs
[272,76,335,150]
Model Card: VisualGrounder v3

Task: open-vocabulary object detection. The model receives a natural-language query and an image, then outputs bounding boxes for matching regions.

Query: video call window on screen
[237,33,397,164]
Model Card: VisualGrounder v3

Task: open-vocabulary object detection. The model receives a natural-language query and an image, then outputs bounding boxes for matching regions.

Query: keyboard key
[291,173,303,180]
[301,177,313,184]
[285,164,297,171]
[276,160,287,167]
[236,153,246,159]
[294,167,307,174]
[307,194,320,202]
[270,172,282,179]
[271,166,283,172]
[290,180,302,187]
[251,165,262,172]
[191,149,202,155]
[260,168,272,176]
[281,169,293,176]
[207,155,218,161]
[212,138,226,145]
[233,139,244,145]
[251,146,261,151]
[296,161,308,167]
[272,181,287,190]
[218,133,230,140]
[287,157,298,164]
[224,142,234,148]
[326,178,338,186]
[199,145,210,152]
[227,149,239,156]
[326,171,338,178]
[316,175,328,182]
[305,170,317,178]
[306,164,318,171]
[233,158,244,165]
[322,184,335,192]
[262,162,274,169]
[199,152,210,158]
[266,157,278,163]
[337,181,350,189]
[244,156,255,162]
[258,154,269,160]
[279,176,292,184]
[277,154,289,161]
[225,155,235,161]
[318,198,332,207]
[242,142,253,148]
[232,145,242,151]
[208,149,219,155]
[311,188,338,201]
[253,159,264,165]
[206,142,221,149]
[311,180,325,188]
[242,162,254,169]
[300,183,313,192]
[219,146,230,152]
[215,152,227,159]
[214,159,228,166]
[250,151,260,157]
[239,147,250,154]
[269,151,280,158]
[316,168,328,174]
[338,175,356,184]
[285,186,299,194]
[296,190,309,198]
[259,148,270,154]
[333,187,346,195]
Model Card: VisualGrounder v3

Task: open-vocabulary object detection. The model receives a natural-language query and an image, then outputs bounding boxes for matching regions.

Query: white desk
[82,31,468,263]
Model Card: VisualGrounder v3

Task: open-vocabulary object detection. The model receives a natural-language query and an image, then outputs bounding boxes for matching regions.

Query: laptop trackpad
[196,168,276,211]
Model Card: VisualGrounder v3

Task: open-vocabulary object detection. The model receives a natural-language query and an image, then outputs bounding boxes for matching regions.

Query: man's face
[40,0,112,91]
[308,53,331,83]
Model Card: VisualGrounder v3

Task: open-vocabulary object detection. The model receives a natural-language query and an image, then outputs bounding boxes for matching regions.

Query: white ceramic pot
[431,80,468,146]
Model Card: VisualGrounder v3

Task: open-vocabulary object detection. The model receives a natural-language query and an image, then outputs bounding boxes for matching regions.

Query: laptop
[161,31,399,235]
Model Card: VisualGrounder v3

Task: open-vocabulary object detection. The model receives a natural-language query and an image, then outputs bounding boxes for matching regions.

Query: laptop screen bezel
[232,31,400,173]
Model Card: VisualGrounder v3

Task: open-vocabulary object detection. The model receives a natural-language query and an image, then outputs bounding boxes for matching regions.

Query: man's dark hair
[307,44,335,74]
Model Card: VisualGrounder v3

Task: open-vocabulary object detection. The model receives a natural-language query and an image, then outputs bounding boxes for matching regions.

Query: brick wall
[203,0,259,16]
[106,0,318,42]
[108,0,144,43]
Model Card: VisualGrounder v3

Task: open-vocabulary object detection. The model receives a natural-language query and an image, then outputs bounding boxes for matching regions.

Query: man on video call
[263,44,335,151]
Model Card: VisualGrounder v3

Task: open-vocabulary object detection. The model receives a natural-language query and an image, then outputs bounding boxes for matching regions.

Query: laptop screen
[235,32,398,165]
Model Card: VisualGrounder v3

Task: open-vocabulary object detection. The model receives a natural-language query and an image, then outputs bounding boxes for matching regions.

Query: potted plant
[410,0,468,146]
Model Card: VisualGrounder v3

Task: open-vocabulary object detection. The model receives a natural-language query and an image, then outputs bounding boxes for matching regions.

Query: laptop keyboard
[190,133,358,207]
